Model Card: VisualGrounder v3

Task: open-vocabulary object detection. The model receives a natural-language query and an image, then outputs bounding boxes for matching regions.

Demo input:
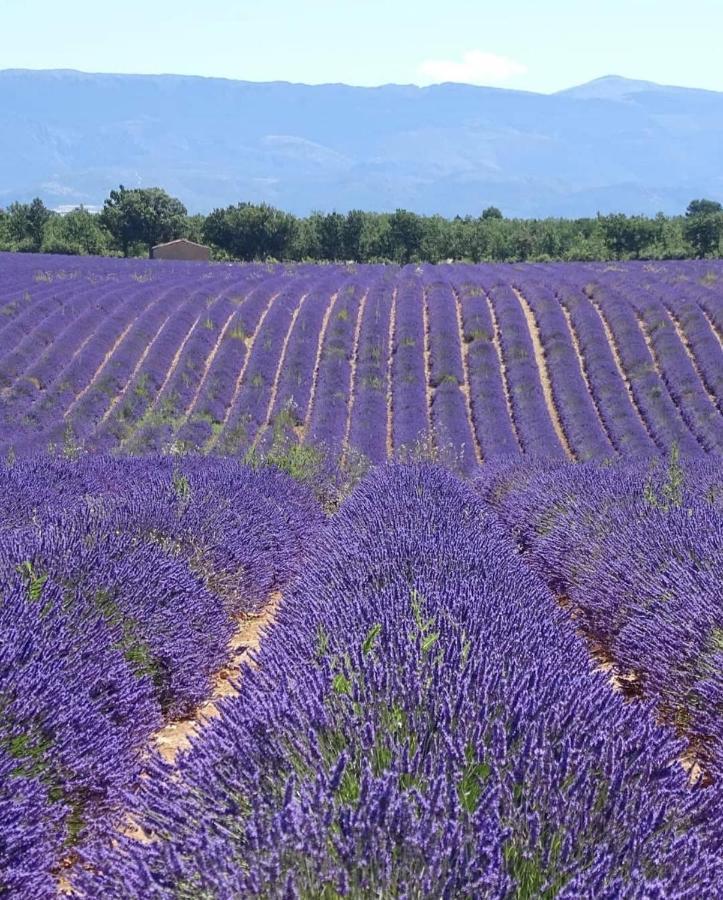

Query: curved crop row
[480,455,723,775]
[0,455,322,895]
[74,464,723,897]
[0,253,720,463]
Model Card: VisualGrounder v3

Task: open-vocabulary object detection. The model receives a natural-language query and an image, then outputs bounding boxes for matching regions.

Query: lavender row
[479,455,723,774]
[5,285,128,419]
[219,279,311,453]
[347,278,393,463]
[264,278,338,438]
[0,455,322,895]
[0,253,721,463]
[0,279,104,398]
[587,284,701,453]
[306,279,365,453]
[77,464,723,897]
[631,293,723,451]
[127,291,236,451]
[454,278,520,457]
[189,280,278,431]
[425,273,478,469]
[512,277,613,459]
[654,283,723,415]
[555,287,656,455]
[485,281,565,457]
[390,273,428,451]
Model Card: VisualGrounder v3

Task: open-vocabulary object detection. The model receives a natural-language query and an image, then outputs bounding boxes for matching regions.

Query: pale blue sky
[4,0,722,93]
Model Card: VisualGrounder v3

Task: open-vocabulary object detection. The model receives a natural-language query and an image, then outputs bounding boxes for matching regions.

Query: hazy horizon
[5,0,723,94]
[2,67,719,96]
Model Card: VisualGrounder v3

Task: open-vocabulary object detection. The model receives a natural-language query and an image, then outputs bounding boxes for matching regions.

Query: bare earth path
[484,290,523,452]
[699,304,723,349]
[302,290,339,440]
[155,591,283,763]
[451,284,484,465]
[514,288,574,460]
[665,306,722,414]
[58,592,283,892]
[385,287,398,459]
[559,300,617,451]
[341,289,369,465]
[589,296,659,447]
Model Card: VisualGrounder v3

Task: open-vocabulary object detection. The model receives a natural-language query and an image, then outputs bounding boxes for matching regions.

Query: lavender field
[1,252,722,898]
[2,252,721,463]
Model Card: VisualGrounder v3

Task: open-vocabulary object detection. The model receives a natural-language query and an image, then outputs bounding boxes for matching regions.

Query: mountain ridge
[1,69,721,217]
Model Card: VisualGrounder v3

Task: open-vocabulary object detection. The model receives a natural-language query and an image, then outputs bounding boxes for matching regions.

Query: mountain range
[1,69,722,217]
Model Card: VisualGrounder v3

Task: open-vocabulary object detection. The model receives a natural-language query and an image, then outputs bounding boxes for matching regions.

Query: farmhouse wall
[152,239,211,261]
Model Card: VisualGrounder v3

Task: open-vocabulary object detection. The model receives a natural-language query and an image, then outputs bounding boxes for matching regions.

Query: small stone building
[151,239,211,262]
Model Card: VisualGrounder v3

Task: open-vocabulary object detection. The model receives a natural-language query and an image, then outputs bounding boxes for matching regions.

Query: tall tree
[42,206,109,255]
[100,186,187,257]
[317,212,346,261]
[203,203,297,261]
[684,198,723,258]
[6,198,52,251]
[388,209,424,264]
[343,210,366,261]
[481,206,503,220]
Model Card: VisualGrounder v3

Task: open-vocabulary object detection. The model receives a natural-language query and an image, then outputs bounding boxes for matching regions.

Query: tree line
[1,186,722,263]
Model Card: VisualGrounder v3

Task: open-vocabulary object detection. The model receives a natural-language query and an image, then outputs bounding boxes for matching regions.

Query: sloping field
[1,253,721,463]
[1,254,723,897]
[2,455,722,897]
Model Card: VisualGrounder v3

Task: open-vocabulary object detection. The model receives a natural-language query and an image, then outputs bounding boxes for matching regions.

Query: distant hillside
[1,69,722,217]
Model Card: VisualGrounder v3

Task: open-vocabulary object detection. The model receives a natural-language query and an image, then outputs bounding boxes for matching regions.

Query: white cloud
[417,50,527,86]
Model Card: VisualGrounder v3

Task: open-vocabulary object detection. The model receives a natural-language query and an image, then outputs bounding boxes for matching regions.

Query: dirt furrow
[100,314,172,425]
[483,292,523,452]
[634,310,705,450]
[208,291,280,451]
[665,306,722,413]
[450,284,484,466]
[385,287,398,460]
[68,331,96,368]
[183,308,239,422]
[698,304,723,350]
[420,285,434,432]
[341,289,369,465]
[154,593,282,763]
[64,319,136,418]
[57,594,283,891]
[302,290,339,439]
[559,300,617,451]
[514,289,574,460]
[554,593,706,787]
[588,297,658,447]
[253,291,310,450]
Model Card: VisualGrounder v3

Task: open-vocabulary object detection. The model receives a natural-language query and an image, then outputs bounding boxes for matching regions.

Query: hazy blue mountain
[0,69,721,217]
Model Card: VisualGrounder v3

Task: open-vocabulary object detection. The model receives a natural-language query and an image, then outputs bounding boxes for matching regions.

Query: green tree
[203,202,297,261]
[315,211,346,260]
[0,208,10,250]
[481,206,503,220]
[343,210,366,261]
[684,199,723,258]
[100,186,187,257]
[6,198,52,251]
[41,206,110,255]
[388,209,424,264]
[184,213,207,245]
